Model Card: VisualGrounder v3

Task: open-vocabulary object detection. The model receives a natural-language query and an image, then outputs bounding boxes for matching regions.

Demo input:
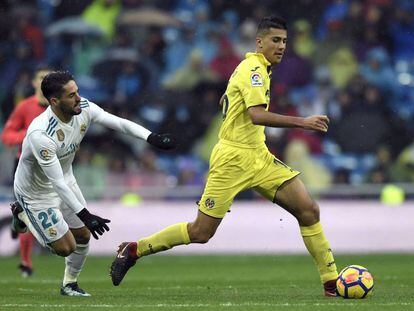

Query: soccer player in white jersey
[11,71,177,296]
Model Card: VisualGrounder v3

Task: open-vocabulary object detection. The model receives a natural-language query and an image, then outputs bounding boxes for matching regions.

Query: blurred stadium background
[0,0,414,256]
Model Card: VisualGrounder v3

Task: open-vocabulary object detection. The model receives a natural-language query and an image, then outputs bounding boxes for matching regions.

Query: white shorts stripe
[17,194,50,245]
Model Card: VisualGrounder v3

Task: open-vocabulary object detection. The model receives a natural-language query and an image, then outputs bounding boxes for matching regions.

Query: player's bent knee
[188,227,214,244]
[298,201,320,225]
[71,226,91,244]
[193,235,211,244]
[54,244,76,257]
[310,201,320,219]
[304,199,319,214]
[76,231,90,244]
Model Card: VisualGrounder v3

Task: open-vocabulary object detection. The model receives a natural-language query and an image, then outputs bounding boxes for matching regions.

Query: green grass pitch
[0,254,413,310]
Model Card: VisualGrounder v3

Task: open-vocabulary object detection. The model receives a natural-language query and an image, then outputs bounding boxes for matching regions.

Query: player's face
[257,28,287,65]
[56,80,82,116]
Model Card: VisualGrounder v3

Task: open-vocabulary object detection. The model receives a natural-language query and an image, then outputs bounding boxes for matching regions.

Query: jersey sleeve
[27,131,85,213]
[88,101,151,140]
[236,66,267,109]
[1,103,27,145]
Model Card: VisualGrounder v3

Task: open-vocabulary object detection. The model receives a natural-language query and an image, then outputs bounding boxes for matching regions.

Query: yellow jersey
[219,52,271,147]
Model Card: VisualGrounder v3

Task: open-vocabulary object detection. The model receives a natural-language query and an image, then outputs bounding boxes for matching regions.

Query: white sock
[63,243,89,286]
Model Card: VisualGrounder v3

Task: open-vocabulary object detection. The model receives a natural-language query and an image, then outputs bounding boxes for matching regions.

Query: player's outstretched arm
[247,105,329,132]
[89,101,178,150]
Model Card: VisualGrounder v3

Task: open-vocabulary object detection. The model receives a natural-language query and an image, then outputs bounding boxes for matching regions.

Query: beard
[60,102,81,116]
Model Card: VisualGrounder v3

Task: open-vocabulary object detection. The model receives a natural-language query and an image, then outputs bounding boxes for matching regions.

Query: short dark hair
[256,15,287,36]
[41,71,75,101]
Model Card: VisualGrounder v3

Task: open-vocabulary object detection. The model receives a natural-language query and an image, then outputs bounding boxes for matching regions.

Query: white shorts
[14,182,86,247]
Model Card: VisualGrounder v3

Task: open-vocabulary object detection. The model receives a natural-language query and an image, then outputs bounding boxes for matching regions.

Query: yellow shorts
[199,140,300,218]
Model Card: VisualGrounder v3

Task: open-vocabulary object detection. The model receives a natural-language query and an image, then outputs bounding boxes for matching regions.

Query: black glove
[77,208,110,240]
[147,133,178,150]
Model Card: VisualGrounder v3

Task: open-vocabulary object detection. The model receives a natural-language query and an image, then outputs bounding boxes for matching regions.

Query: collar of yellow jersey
[245,52,272,67]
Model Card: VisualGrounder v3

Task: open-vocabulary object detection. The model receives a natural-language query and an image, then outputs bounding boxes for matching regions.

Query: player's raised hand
[302,115,330,132]
[147,133,178,150]
[76,208,111,240]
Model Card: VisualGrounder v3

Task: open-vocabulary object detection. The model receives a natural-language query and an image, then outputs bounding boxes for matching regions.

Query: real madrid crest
[56,129,65,141]
[80,124,86,133]
[48,227,57,237]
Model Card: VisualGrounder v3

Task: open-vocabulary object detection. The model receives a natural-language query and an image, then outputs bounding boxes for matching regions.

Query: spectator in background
[176,156,205,186]
[360,47,398,97]
[162,27,196,80]
[114,62,142,104]
[234,19,257,58]
[330,85,391,154]
[191,4,220,65]
[349,2,391,60]
[72,36,105,77]
[195,28,221,66]
[0,9,44,111]
[220,10,239,42]
[273,45,313,88]
[367,145,393,184]
[364,3,393,50]
[13,10,45,61]
[392,143,414,182]
[82,0,121,40]
[73,148,107,200]
[390,1,414,61]
[328,88,353,122]
[292,19,316,60]
[128,149,170,188]
[316,0,349,40]
[284,140,332,192]
[342,0,364,42]
[209,38,241,82]
[138,94,168,133]
[163,50,217,91]
[11,70,33,106]
[327,47,358,89]
[312,20,351,67]
[1,65,52,277]
[138,28,166,90]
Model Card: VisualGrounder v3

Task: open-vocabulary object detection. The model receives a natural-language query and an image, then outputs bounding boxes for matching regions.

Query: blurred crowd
[1,0,414,199]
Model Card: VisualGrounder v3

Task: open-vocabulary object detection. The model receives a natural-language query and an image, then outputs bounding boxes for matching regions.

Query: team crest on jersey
[56,129,65,141]
[205,198,215,209]
[250,72,263,87]
[39,149,51,161]
[48,227,57,237]
[80,124,87,133]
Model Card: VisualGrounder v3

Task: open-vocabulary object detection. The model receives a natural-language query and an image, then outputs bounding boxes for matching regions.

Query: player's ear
[256,36,263,49]
[49,96,58,106]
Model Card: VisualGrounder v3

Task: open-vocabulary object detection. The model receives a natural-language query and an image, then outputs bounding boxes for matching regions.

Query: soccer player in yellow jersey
[110,15,339,297]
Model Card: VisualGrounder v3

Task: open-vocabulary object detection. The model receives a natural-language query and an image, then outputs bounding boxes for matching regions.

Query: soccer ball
[336,265,374,299]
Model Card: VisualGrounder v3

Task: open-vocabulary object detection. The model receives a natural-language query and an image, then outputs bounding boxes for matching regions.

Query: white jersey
[14,97,151,213]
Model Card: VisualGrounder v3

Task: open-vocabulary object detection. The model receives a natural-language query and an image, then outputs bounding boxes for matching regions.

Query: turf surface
[0,254,413,310]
